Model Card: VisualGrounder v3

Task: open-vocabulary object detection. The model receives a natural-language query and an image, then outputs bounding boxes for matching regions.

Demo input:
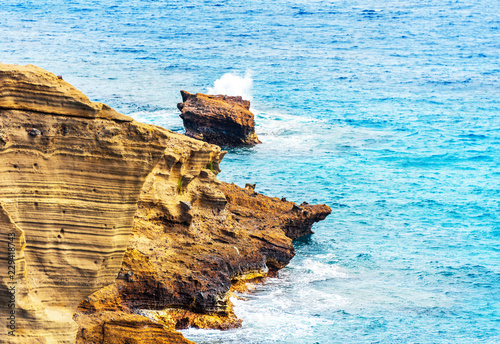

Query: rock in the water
[177,90,261,146]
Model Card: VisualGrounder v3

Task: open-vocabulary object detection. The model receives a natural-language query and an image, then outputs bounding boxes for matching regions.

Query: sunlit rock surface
[178,90,261,146]
[0,63,330,344]
[0,63,222,343]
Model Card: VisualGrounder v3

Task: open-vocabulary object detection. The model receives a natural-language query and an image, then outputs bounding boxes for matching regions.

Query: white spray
[207,71,253,101]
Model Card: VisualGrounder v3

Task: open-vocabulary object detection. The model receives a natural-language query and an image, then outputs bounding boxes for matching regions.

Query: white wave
[181,259,346,343]
[250,109,326,152]
[254,110,322,135]
[288,258,350,282]
[295,288,350,311]
[207,71,253,100]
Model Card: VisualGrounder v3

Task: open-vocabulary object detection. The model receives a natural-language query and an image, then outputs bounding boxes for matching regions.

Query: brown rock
[122,178,331,314]
[74,172,331,336]
[76,312,194,344]
[177,90,261,146]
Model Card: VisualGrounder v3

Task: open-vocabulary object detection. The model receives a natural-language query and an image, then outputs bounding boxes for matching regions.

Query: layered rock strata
[0,63,223,343]
[75,180,331,341]
[177,90,261,146]
[0,63,331,344]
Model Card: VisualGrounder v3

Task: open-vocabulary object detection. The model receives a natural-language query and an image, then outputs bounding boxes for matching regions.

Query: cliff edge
[0,63,331,344]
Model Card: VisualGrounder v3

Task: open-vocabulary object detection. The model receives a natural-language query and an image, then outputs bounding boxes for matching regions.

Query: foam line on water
[251,109,396,155]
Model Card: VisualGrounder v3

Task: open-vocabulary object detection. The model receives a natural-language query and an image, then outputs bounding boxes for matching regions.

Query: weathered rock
[0,63,223,344]
[75,285,194,344]
[74,174,331,335]
[0,64,132,122]
[177,90,261,146]
[76,311,194,344]
[0,63,331,344]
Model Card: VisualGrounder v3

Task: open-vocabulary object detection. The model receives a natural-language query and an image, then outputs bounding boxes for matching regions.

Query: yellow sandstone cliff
[0,63,222,343]
[0,63,331,344]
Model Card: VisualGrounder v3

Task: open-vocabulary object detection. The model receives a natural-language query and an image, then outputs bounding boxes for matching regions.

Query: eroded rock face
[177,90,261,146]
[75,177,331,339]
[0,63,223,344]
[124,179,331,314]
[0,63,331,344]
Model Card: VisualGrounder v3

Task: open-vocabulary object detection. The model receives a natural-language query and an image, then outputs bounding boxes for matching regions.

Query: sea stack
[177,90,261,146]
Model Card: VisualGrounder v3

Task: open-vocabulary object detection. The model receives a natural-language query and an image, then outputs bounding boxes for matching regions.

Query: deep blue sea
[1,0,499,343]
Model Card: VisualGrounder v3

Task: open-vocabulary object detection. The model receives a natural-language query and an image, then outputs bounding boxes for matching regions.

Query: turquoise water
[1,0,499,343]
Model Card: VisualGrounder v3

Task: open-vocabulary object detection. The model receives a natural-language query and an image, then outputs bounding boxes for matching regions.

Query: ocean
[1,0,499,343]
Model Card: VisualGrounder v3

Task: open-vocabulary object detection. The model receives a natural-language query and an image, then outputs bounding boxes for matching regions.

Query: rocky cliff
[75,181,331,342]
[177,91,261,146]
[0,63,330,344]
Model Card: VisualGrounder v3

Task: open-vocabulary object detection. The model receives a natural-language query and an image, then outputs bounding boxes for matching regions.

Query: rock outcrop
[0,63,223,343]
[177,91,261,146]
[0,63,331,344]
[74,180,331,341]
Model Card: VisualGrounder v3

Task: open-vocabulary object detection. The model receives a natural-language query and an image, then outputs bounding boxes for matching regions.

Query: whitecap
[289,258,350,282]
